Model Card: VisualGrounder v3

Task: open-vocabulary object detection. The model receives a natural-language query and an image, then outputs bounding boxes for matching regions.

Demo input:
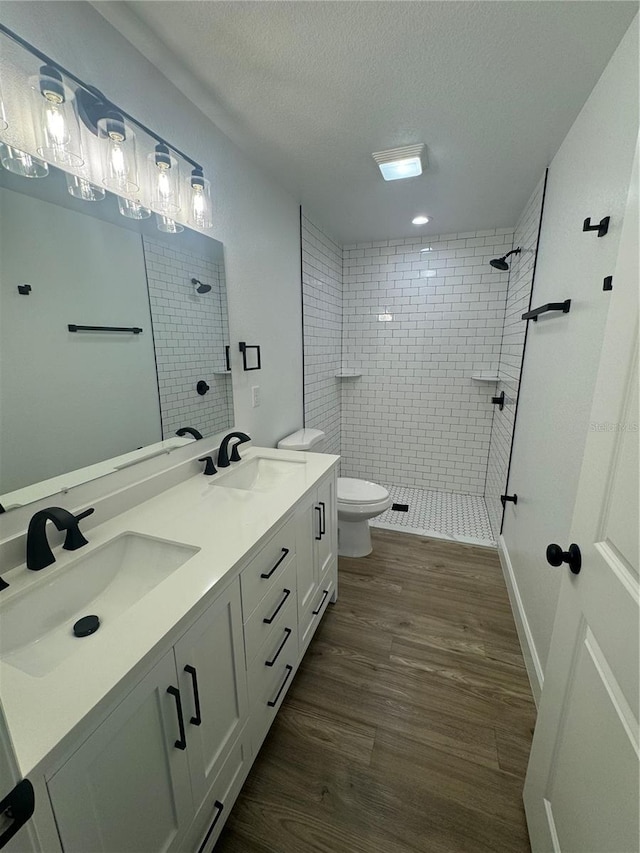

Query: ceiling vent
[372,144,427,181]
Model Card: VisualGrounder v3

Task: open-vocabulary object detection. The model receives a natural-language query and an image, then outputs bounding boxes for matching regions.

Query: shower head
[489,247,521,271]
[191,278,211,294]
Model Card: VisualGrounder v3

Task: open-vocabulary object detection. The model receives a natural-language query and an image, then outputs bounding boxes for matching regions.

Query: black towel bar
[521,300,571,322]
[68,324,143,334]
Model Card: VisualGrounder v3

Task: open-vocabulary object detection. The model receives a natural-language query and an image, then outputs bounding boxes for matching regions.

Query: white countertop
[0,446,338,777]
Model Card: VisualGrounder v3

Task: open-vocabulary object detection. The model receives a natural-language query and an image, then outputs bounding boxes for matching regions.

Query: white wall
[500,19,639,693]
[0,0,303,448]
[340,230,513,494]
[0,187,161,494]
[484,173,547,538]
[301,212,343,456]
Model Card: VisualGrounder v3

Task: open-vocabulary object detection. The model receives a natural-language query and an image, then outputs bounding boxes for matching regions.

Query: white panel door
[47,651,193,853]
[523,144,639,852]
[174,579,248,808]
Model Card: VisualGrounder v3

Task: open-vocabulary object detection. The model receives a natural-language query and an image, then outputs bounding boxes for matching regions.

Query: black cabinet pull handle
[501,494,518,507]
[319,501,326,536]
[546,543,582,575]
[265,627,292,667]
[263,588,291,624]
[314,506,322,540]
[166,686,187,749]
[522,300,571,321]
[267,664,294,707]
[197,800,224,853]
[184,665,202,726]
[312,589,330,616]
[260,547,289,579]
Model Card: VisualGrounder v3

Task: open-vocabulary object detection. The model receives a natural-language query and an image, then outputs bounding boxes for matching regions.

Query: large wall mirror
[0,163,233,511]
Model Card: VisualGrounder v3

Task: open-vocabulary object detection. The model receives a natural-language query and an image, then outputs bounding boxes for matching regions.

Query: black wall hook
[583,216,610,237]
[603,276,613,291]
[196,380,210,396]
[17,284,32,295]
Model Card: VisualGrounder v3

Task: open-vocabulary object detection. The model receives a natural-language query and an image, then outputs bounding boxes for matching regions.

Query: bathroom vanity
[0,445,338,852]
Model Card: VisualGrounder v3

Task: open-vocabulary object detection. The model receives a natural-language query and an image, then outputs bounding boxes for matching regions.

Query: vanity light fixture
[372,144,427,181]
[412,215,430,226]
[0,142,48,178]
[0,22,215,231]
[32,65,83,167]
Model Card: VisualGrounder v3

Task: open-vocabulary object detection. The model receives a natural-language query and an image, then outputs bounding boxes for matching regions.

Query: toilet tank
[277,428,325,451]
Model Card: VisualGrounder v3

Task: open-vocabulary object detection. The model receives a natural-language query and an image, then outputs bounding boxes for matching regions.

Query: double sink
[0,453,307,677]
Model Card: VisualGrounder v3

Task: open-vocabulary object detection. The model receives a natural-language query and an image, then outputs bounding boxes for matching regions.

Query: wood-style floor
[216,529,536,853]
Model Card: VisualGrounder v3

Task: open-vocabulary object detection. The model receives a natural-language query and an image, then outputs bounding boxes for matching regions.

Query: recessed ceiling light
[412,215,430,226]
[372,144,427,181]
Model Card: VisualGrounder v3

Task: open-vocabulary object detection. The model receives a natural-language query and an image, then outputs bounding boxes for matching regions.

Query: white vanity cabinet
[46,580,248,853]
[296,473,337,652]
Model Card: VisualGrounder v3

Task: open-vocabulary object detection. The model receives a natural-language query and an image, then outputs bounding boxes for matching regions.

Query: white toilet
[277,429,392,558]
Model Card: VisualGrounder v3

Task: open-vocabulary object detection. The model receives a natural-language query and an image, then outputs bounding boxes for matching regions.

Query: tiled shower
[301,181,544,547]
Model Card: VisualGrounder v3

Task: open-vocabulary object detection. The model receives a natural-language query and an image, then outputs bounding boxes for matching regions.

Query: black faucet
[26,506,95,571]
[176,427,203,440]
[199,455,217,475]
[217,432,251,468]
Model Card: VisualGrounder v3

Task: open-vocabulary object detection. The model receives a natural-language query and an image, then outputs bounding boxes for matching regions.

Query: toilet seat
[337,477,389,505]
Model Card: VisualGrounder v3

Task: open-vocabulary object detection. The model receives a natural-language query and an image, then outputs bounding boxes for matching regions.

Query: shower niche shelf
[471,374,500,383]
[335,370,362,378]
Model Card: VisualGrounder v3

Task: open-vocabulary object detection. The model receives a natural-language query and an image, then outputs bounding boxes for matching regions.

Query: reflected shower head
[191,278,211,294]
[489,247,521,271]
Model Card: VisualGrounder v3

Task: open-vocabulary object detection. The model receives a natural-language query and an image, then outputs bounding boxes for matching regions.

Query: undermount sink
[0,532,199,677]
[212,456,306,491]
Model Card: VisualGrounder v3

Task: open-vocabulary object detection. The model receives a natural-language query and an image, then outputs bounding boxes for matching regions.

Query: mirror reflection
[0,163,233,510]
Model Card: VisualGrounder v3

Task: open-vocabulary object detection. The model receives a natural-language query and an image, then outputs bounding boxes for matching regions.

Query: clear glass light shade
[119,196,152,220]
[0,142,48,178]
[98,116,138,194]
[189,176,212,229]
[31,73,84,168]
[156,214,184,234]
[148,148,181,214]
[66,173,105,202]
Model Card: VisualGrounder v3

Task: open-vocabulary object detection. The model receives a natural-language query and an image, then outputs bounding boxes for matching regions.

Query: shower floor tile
[370,484,496,548]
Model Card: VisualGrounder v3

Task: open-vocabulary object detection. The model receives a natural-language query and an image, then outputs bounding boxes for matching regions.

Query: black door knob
[546,543,581,574]
[196,380,210,396]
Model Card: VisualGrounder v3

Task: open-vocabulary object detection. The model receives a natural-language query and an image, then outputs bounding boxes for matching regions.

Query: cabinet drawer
[244,556,297,665]
[299,575,335,654]
[240,518,296,620]
[249,615,299,753]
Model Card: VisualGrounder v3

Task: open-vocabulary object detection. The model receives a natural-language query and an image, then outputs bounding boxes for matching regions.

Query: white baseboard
[498,534,543,706]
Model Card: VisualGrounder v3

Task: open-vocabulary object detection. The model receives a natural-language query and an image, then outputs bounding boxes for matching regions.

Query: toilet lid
[337,477,389,504]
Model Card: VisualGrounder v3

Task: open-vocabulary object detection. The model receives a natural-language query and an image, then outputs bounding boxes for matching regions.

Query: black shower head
[191,278,211,294]
[490,257,509,271]
[489,247,521,272]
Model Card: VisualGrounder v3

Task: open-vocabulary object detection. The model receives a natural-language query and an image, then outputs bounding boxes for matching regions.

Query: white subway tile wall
[340,230,514,494]
[484,174,547,539]
[301,213,343,456]
[143,236,233,440]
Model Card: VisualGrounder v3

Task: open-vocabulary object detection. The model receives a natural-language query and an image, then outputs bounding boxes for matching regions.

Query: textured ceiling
[104,1,637,243]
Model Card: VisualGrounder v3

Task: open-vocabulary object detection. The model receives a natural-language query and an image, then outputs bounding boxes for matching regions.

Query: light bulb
[157,167,171,202]
[99,114,138,193]
[189,168,212,229]
[149,144,180,213]
[34,66,83,167]
[66,173,105,202]
[107,136,129,189]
